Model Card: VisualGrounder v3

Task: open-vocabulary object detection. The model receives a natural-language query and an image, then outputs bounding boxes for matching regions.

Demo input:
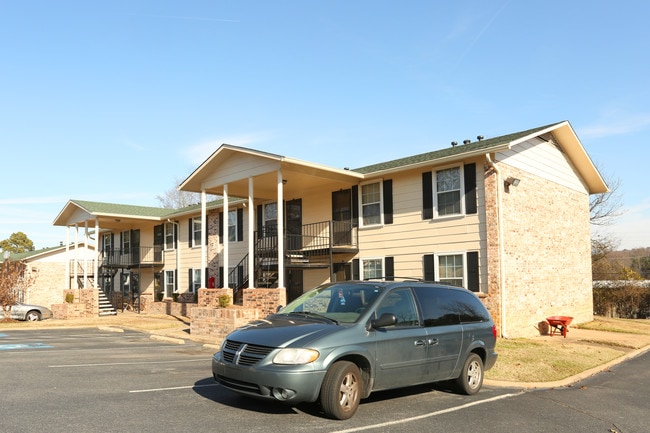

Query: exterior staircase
[98,289,117,316]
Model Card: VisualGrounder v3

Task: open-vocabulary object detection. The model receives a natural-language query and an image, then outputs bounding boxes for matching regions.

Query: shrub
[65,293,75,304]
[218,294,231,308]
[172,293,179,302]
[593,283,650,318]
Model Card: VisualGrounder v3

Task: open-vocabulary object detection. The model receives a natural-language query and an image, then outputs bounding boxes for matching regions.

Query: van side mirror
[276,305,283,312]
[370,313,397,329]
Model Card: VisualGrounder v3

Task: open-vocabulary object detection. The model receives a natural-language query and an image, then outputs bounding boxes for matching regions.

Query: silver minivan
[212,280,498,420]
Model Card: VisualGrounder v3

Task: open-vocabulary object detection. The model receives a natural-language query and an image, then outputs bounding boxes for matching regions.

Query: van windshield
[277,283,384,323]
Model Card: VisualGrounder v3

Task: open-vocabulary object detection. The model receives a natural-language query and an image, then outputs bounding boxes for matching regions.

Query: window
[263,202,277,236]
[165,222,176,250]
[121,230,131,252]
[362,258,383,280]
[189,268,201,292]
[360,182,382,226]
[436,167,462,216]
[165,270,175,298]
[191,217,202,247]
[375,288,419,327]
[437,254,464,287]
[102,233,112,253]
[228,211,238,242]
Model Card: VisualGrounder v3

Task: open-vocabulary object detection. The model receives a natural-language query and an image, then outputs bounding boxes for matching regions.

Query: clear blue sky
[1,1,649,251]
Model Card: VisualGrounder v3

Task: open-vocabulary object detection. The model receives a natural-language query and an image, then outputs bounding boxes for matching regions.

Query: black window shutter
[383,179,393,225]
[188,218,193,248]
[205,268,209,288]
[218,212,224,244]
[188,268,193,291]
[238,265,244,288]
[352,259,360,280]
[173,225,178,249]
[422,172,433,219]
[219,267,224,288]
[257,205,263,236]
[464,163,477,215]
[423,254,435,281]
[467,251,479,292]
[385,256,394,281]
[174,270,178,291]
[351,186,359,222]
[237,208,244,241]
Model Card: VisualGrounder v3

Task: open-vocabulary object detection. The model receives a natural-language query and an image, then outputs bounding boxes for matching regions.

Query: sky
[1,0,649,251]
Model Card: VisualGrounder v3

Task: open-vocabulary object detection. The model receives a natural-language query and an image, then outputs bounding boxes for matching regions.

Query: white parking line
[49,359,207,368]
[331,393,519,433]
[130,384,219,393]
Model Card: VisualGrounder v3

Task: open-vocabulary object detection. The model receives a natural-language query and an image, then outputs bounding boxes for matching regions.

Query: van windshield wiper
[286,311,339,324]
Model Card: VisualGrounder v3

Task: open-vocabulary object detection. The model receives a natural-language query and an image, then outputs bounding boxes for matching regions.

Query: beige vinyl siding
[496,137,588,194]
[357,161,488,291]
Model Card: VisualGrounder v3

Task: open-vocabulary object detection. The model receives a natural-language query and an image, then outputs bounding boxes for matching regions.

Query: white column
[248,177,254,288]
[65,227,70,289]
[201,190,207,288]
[222,184,229,288]
[83,221,89,289]
[73,224,79,289]
[277,170,284,288]
[94,218,99,289]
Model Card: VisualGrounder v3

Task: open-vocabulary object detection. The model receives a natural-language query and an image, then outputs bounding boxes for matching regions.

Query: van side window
[412,287,460,327]
[375,288,420,327]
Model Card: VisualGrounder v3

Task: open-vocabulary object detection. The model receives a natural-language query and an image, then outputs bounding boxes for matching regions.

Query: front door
[286,199,302,252]
[332,189,352,245]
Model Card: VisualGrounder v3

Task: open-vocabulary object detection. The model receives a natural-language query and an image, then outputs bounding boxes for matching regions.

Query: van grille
[222,339,275,366]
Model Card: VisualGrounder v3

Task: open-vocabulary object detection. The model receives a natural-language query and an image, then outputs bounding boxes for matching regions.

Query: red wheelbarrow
[546,316,573,338]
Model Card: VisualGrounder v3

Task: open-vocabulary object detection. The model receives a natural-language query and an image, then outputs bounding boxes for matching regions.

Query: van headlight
[273,348,319,365]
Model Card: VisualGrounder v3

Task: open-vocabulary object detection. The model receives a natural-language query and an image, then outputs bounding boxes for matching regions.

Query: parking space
[1,328,519,433]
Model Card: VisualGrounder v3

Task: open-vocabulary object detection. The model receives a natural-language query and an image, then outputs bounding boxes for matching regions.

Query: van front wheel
[320,361,362,420]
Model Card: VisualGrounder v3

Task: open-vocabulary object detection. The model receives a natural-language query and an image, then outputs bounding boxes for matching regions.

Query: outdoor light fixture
[504,177,521,187]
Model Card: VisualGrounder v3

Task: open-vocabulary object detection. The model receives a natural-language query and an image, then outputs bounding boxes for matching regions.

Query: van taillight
[492,325,497,339]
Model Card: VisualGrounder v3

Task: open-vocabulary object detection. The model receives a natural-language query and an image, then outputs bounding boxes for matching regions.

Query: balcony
[99,246,164,268]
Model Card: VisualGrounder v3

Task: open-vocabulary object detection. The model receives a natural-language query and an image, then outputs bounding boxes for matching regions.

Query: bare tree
[590,165,624,226]
[0,259,34,321]
[156,178,213,209]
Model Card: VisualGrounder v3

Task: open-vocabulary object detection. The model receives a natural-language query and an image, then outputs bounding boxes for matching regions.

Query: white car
[0,302,53,321]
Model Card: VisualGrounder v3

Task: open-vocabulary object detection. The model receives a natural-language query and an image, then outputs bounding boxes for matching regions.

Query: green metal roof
[352,122,562,174]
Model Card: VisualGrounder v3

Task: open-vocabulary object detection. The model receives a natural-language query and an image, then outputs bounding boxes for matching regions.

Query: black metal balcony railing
[99,246,163,267]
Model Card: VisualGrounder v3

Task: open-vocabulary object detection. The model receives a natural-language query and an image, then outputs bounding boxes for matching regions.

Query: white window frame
[359,180,383,228]
[433,165,465,218]
[228,210,238,242]
[361,257,384,280]
[164,270,175,297]
[190,268,201,293]
[121,230,131,252]
[191,217,202,248]
[435,252,466,288]
[164,222,176,250]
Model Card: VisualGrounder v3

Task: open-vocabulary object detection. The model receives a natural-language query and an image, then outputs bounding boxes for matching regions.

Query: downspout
[485,153,509,338]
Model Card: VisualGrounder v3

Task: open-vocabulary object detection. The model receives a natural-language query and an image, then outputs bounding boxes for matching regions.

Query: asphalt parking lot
[3,327,648,433]
[1,327,523,433]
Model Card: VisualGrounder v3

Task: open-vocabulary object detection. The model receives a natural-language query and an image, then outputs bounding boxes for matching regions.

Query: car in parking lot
[212,279,498,420]
[0,302,53,321]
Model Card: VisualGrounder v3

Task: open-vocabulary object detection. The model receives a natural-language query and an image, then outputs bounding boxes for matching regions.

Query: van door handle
[428,338,439,345]
[414,340,427,347]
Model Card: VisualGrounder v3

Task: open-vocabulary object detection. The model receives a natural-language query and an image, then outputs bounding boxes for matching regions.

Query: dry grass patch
[485,338,624,382]
[577,317,650,335]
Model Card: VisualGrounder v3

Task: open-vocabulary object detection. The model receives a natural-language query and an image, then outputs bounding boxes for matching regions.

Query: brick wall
[52,288,98,319]
[485,163,593,337]
[190,288,286,345]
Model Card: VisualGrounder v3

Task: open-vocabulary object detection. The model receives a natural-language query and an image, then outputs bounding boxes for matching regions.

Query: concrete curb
[149,334,186,344]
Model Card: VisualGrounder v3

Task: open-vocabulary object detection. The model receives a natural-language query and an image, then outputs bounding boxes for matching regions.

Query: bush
[172,293,179,302]
[593,283,650,318]
[65,293,75,303]
[218,294,231,308]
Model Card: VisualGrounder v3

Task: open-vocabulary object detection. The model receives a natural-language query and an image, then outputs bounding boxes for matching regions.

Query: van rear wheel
[320,361,361,420]
[455,353,483,395]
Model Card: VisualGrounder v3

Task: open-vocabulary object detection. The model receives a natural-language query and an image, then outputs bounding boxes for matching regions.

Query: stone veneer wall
[51,288,98,319]
[190,288,287,345]
[484,163,593,338]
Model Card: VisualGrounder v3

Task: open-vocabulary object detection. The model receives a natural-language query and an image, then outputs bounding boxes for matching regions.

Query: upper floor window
[102,233,112,253]
[121,230,131,252]
[191,217,202,247]
[436,167,462,216]
[360,182,382,226]
[228,211,238,242]
[164,222,176,250]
